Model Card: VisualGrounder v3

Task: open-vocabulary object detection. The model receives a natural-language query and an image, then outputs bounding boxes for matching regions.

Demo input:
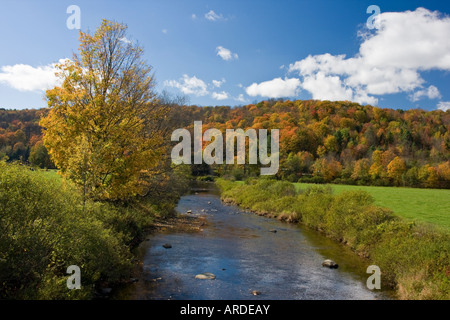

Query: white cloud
[0,59,67,92]
[235,94,247,103]
[211,91,229,100]
[301,72,355,102]
[212,78,226,88]
[410,85,441,101]
[287,8,450,105]
[205,10,224,22]
[191,14,197,20]
[216,46,238,61]
[162,29,168,34]
[164,74,208,96]
[437,101,450,111]
[245,77,301,98]
[119,37,132,44]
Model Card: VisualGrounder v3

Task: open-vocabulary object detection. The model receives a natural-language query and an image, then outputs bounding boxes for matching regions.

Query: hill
[1,99,449,188]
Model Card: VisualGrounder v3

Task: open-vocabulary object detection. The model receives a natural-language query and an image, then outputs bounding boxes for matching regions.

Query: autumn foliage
[168,99,450,188]
[40,20,167,201]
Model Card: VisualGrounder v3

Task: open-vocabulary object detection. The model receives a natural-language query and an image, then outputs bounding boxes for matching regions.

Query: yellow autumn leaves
[41,20,166,202]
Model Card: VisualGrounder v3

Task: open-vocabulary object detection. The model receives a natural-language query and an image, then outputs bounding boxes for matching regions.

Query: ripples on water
[114,183,393,300]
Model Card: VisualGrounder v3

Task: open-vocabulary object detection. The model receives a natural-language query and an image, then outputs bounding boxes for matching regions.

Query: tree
[351,158,371,183]
[41,20,165,202]
[29,141,54,169]
[369,150,384,180]
[312,158,343,182]
[387,156,406,186]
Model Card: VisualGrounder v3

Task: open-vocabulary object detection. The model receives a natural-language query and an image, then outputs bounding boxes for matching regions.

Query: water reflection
[114,182,393,300]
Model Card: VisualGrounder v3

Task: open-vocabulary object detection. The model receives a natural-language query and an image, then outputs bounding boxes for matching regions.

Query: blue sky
[0,0,449,111]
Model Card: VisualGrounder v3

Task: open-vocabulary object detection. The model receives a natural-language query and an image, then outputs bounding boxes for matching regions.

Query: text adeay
[180,304,270,317]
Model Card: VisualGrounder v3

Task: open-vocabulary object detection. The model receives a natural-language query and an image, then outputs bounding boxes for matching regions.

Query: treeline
[170,99,450,188]
[217,178,450,300]
[0,108,54,168]
[1,98,450,188]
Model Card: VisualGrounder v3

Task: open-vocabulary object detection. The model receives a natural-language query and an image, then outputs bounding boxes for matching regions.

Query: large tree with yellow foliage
[41,20,166,202]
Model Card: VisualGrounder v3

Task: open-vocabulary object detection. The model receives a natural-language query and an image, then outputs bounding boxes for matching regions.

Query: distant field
[41,169,62,183]
[294,182,450,231]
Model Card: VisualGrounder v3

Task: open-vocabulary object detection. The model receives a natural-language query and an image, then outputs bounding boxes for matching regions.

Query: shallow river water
[114,183,393,300]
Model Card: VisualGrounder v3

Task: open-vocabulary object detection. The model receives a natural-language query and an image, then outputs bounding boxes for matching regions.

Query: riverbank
[113,189,388,300]
[0,162,188,300]
[216,178,450,300]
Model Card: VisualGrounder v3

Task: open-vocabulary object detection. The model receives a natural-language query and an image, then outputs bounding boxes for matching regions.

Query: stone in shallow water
[195,272,216,280]
[322,259,338,269]
[162,243,172,249]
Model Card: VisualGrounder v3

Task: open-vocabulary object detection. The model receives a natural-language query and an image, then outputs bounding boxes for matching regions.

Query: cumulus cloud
[164,74,208,96]
[245,77,301,98]
[211,91,229,100]
[216,46,238,61]
[164,75,232,101]
[212,78,226,88]
[119,37,132,44]
[301,72,354,102]
[437,101,450,111]
[287,8,450,104]
[0,59,67,92]
[235,94,247,103]
[410,85,441,102]
[205,10,224,21]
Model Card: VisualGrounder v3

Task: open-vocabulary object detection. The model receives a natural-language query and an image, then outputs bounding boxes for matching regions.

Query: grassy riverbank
[216,178,450,300]
[0,162,181,299]
[293,183,450,230]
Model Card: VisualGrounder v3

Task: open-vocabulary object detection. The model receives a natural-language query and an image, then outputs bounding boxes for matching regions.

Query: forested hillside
[1,99,449,188]
[172,99,450,188]
[0,108,53,168]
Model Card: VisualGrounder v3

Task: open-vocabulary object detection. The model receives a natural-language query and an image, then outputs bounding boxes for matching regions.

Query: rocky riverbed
[113,185,393,300]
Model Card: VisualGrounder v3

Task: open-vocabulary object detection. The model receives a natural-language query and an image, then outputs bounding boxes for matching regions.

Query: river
[113,182,393,300]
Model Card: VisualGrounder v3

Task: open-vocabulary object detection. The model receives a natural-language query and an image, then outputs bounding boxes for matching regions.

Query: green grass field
[294,182,450,230]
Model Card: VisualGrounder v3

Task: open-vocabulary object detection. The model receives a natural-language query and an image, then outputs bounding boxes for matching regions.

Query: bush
[0,162,132,299]
[217,177,450,299]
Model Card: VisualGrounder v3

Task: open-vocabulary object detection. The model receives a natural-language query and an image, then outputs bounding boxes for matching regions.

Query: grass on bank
[217,178,450,300]
[235,180,450,230]
[0,162,177,299]
[292,183,450,231]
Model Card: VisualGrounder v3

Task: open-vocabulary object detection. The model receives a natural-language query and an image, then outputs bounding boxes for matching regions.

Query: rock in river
[322,259,338,269]
[195,272,216,280]
[162,243,172,249]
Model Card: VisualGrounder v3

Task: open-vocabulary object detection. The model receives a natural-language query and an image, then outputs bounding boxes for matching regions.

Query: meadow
[293,183,450,230]
[218,178,450,299]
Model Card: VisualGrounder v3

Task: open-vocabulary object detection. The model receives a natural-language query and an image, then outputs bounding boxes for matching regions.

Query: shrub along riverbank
[216,178,450,300]
[0,161,181,299]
